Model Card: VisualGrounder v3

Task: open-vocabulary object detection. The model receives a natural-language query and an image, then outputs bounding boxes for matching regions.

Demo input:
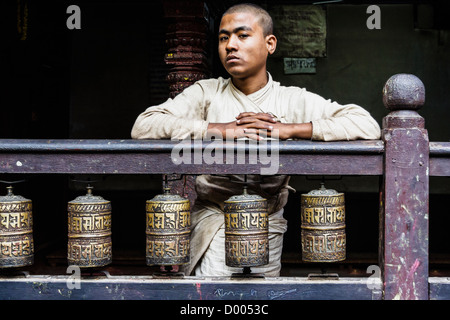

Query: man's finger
[236,112,277,122]
[236,118,276,127]
[243,132,262,141]
[236,112,257,119]
[243,128,270,138]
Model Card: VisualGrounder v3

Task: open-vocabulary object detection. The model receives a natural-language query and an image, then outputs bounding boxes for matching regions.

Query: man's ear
[266,34,277,55]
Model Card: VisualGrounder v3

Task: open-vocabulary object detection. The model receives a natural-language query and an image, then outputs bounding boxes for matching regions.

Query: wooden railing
[0,74,449,300]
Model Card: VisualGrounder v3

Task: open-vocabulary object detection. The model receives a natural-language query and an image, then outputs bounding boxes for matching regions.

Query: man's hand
[207,112,275,140]
[207,112,312,140]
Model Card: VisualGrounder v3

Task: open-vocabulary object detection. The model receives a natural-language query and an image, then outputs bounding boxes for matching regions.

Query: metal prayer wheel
[301,183,346,262]
[224,185,269,268]
[67,186,112,267]
[146,186,191,266]
[0,186,34,268]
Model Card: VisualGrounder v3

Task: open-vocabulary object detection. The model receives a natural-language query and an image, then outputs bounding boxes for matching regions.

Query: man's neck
[232,71,269,95]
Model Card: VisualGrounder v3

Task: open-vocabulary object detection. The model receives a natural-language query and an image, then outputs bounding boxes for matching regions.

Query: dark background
[1,0,449,276]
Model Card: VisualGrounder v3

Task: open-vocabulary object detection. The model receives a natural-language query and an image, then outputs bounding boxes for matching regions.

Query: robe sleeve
[286,88,381,141]
[131,81,212,140]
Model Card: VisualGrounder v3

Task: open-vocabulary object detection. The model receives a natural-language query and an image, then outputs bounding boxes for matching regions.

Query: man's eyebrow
[218,26,253,35]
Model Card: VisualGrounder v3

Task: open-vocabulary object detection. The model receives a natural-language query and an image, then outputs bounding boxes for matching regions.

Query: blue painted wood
[0,276,382,300]
[429,278,450,300]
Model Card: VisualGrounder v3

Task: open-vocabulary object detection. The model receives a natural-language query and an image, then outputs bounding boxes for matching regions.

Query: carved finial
[382,74,425,111]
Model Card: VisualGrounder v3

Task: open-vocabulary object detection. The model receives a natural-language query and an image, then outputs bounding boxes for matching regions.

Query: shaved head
[222,3,273,37]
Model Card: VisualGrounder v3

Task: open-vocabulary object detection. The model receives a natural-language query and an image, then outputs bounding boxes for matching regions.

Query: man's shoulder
[195,77,230,91]
[272,80,307,97]
[176,77,230,102]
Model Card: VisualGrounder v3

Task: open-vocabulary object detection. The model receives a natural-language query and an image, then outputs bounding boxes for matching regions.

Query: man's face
[218,12,276,80]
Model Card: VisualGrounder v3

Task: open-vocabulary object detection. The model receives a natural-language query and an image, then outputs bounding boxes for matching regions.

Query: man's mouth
[226,55,239,62]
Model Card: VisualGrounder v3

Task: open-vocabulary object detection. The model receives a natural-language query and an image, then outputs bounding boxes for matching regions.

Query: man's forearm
[279,122,312,140]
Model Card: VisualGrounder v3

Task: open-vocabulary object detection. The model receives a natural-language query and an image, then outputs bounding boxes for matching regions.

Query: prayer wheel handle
[70,178,100,193]
[0,180,26,195]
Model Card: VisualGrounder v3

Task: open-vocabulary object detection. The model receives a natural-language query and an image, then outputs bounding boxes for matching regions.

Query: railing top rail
[0,139,385,154]
[430,142,450,156]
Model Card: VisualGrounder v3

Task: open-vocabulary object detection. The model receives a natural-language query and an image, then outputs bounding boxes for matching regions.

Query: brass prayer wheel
[0,186,34,268]
[67,186,112,267]
[224,186,269,268]
[146,186,191,266]
[301,183,346,262]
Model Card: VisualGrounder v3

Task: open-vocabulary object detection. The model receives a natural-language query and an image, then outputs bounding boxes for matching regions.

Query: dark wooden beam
[429,142,450,176]
[0,139,384,175]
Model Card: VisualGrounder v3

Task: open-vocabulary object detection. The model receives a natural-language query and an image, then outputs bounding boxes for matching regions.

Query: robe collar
[228,72,273,111]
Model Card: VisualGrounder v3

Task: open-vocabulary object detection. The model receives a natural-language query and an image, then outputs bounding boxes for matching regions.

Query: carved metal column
[163,0,210,99]
[380,73,429,300]
[162,0,211,206]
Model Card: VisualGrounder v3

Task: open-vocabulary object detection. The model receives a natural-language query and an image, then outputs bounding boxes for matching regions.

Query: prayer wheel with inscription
[224,185,269,268]
[146,186,191,266]
[300,183,346,262]
[67,186,112,267]
[0,186,34,268]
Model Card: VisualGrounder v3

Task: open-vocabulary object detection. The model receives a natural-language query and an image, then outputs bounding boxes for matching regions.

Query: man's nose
[226,34,238,52]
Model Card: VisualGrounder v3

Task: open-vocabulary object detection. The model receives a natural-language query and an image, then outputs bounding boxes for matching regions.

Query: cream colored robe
[131,73,381,276]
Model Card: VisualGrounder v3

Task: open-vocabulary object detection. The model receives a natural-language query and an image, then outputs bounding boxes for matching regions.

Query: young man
[132,3,380,276]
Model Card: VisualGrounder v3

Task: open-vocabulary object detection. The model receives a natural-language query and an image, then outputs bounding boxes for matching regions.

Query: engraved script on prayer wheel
[67,186,112,267]
[0,186,34,268]
[301,183,346,262]
[224,187,269,268]
[146,187,191,266]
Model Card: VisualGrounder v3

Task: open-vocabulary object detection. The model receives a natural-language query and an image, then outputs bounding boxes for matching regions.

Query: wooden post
[381,74,429,300]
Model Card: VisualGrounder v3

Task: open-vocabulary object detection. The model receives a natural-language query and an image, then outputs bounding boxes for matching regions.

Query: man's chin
[226,69,248,80]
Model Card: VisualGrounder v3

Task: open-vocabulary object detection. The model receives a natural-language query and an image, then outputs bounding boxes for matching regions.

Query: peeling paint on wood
[381,74,429,300]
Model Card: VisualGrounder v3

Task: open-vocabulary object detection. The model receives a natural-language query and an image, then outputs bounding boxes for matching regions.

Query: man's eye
[219,36,228,42]
[239,34,249,39]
